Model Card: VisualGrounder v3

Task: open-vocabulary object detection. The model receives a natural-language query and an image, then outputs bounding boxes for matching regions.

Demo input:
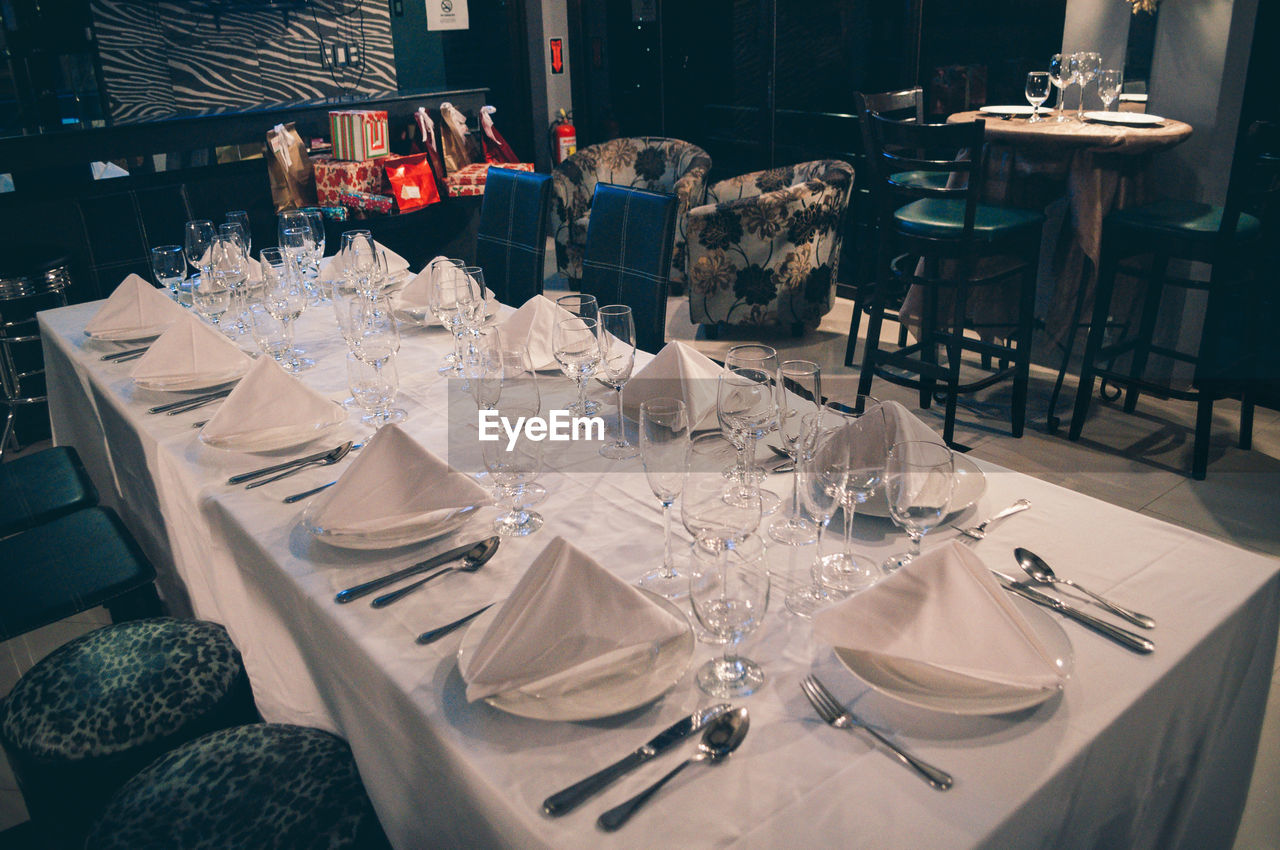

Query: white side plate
[1083,111,1164,126]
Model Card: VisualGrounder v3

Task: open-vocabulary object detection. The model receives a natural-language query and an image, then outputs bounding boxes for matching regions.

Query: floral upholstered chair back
[551,137,712,290]
[687,160,854,332]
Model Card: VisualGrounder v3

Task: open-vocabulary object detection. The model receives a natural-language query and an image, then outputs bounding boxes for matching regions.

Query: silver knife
[541,704,732,816]
[334,538,495,604]
[228,443,348,485]
[991,570,1155,654]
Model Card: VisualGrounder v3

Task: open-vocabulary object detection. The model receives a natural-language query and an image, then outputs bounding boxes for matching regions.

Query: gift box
[383,153,443,212]
[338,189,396,216]
[445,162,536,198]
[329,110,390,161]
[312,155,391,207]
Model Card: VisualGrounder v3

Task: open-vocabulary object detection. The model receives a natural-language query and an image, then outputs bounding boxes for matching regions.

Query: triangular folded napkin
[621,341,723,428]
[497,294,575,370]
[320,241,410,278]
[462,536,688,701]
[814,541,1063,696]
[309,424,492,535]
[200,356,343,443]
[84,274,183,338]
[130,311,252,385]
[392,256,490,317]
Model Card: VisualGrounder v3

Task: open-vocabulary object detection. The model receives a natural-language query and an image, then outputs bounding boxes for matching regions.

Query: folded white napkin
[496,294,575,370]
[200,356,344,443]
[814,541,1062,695]
[310,424,492,535]
[620,341,722,427]
[462,536,688,701]
[319,240,410,278]
[837,399,942,471]
[392,257,491,317]
[130,311,252,384]
[84,273,183,338]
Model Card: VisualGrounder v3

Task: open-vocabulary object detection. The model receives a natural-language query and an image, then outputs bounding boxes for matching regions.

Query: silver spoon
[1016,548,1156,629]
[597,707,749,831]
[370,538,498,608]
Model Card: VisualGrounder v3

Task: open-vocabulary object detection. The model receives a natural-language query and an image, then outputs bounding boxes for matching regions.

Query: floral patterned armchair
[687,160,854,333]
[551,137,712,291]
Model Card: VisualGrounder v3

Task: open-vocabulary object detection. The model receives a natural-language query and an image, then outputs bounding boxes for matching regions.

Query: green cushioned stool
[0,618,258,847]
[86,724,388,850]
[0,445,98,538]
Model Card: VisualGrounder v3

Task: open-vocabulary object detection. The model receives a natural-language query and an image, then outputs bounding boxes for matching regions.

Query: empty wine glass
[637,397,689,597]
[225,210,251,256]
[1025,71,1051,122]
[769,360,821,546]
[1048,54,1069,123]
[556,293,598,322]
[301,208,325,269]
[209,234,248,336]
[718,344,781,516]
[815,400,887,594]
[1097,69,1123,113]
[689,532,770,698]
[150,245,185,303]
[1074,51,1101,120]
[192,268,229,326]
[339,229,376,291]
[347,348,400,428]
[785,416,846,617]
[183,220,215,276]
[598,305,638,459]
[247,301,291,364]
[682,432,762,551]
[882,441,954,573]
[482,350,545,536]
[461,325,505,409]
[218,221,249,261]
[261,254,312,372]
[281,225,315,292]
[554,315,602,418]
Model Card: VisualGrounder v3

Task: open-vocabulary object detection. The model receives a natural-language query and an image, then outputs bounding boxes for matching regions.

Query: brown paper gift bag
[266,122,317,211]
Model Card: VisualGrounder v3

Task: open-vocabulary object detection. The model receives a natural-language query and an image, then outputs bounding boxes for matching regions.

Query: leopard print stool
[87,724,387,850]
[0,617,257,847]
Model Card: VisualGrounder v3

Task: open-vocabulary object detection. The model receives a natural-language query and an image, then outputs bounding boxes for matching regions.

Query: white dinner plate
[302,503,483,551]
[198,404,346,453]
[86,324,171,342]
[1083,111,1165,126]
[132,363,249,393]
[457,589,695,722]
[859,452,986,519]
[834,595,1073,715]
[979,105,1037,117]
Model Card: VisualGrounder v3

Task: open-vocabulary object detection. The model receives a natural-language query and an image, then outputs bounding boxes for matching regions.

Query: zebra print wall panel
[90,0,398,125]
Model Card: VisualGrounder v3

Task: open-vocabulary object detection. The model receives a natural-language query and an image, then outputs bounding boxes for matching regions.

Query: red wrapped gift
[338,189,396,215]
[312,155,390,207]
[330,110,390,161]
[384,153,442,212]
[445,162,536,198]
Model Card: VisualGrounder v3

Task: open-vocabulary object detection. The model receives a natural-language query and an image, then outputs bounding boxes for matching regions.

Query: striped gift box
[329,110,390,161]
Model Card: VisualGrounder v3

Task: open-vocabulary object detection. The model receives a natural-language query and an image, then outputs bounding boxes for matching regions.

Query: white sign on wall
[426,0,469,31]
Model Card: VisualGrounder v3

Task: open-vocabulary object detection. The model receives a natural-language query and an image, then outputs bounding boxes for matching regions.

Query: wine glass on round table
[1025,71,1051,123]
[1097,69,1123,113]
[688,531,770,698]
[881,440,955,573]
[769,359,821,545]
[637,397,690,597]
[1048,54,1069,123]
[1073,52,1102,120]
[814,400,887,595]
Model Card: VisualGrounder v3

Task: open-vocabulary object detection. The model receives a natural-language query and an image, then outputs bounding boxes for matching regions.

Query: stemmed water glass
[481,349,545,537]
[598,305,638,459]
[209,234,248,336]
[555,294,600,414]
[554,315,602,418]
[461,326,505,410]
[191,266,229,327]
[1048,54,1069,123]
[347,349,400,429]
[688,531,770,698]
[637,397,689,597]
[301,208,325,271]
[881,441,955,573]
[339,230,376,291]
[1025,72,1050,122]
[260,250,312,372]
[769,360,821,545]
[1072,51,1102,120]
[225,211,251,256]
[432,266,482,375]
[349,302,405,426]
[785,417,846,617]
[718,344,782,516]
[1097,69,1123,113]
[183,219,215,277]
[150,245,185,303]
[281,225,315,293]
[814,400,887,595]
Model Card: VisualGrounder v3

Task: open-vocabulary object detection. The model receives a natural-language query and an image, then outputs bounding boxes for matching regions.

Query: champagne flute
[183,220,215,276]
[1048,54,1069,123]
[718,344,781,516]
[689,532,770,698]
[815,400,887,595]
[554,316,602,418]
[425,257,467,373]
[224,211,251,256]
[881,441,955,572]
[482,349,544,536]
[785,417,846,617]
[597,304,638,459]
[637,397,689,597]
[1074,51,1101,120]
[1025,71,1050,123]
[435,266,482,375]
[150,245,185,303]
[1097,69,1122,113]
[769,360,822,545]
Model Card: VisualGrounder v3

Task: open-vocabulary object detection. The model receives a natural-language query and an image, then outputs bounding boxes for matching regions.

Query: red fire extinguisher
[550,109,577,164]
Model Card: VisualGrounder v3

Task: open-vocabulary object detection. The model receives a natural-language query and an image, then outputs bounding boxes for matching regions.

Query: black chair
[580,183,678,353]
[475,167,553,305]
[1068,121,1279,479]
[856,112,1045,446]
[0,445,98,539]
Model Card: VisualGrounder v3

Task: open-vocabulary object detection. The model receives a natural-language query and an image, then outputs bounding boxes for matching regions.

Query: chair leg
[844,297,864,368]
[1069,243,1122,441]
[1046,257,1092,435]
[1010,263,1036,439]
[1123,252,1169,414]
[918,282,939,410]
[941,286,968,447]
[1240,392,1254,450]
[858,289,887,402]
[1192,397,1213,480]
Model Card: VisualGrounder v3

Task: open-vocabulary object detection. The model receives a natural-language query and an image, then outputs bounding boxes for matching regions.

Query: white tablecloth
[41,299,1279,849]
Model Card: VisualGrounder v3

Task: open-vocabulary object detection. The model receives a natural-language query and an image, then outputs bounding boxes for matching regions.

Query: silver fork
[953,498,1031,540]
[800,675,953,790]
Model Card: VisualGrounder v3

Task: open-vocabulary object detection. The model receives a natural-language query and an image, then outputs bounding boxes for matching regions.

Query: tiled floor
[2,285,1276,845]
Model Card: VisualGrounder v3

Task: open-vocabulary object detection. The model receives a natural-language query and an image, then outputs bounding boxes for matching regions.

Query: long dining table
[39,290,1280,849]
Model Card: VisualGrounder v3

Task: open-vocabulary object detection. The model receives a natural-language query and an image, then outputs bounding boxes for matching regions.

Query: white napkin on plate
[392,257,491,317]
[497,294,575,370]
[310,424,492,535]
[130,311,252,385]
[319,241,410,278]
[462,536,688,701]
[84,273,183,338]
[200,356,343,442]
[814,541,1063,695]
[620,341,722,427]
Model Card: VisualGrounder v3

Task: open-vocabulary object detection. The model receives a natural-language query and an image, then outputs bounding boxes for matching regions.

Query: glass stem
[615,385,625,444]
[576,376,588,413]
[842,498,855,559]
[789,459,802,522]
[811,524,827,589]
[660,500,674,578]
[910,530,923,559]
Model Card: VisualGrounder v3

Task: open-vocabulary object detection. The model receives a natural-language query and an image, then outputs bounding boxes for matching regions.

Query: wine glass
[281,225,315,291]
[554,316,602,418]
[814,400,887,595]
[481,349,545,537]
[209,233,248,336]
[785,416,846,617]
[150,245,185,303]
[225,210,251,256]
[261,253,312,372]
[597,304,638,460]
[769,360,821,546]
[1048,54,1069,123]
[718,344,781,516]
[556,293,598,322]
[461,325,505,409]
[192,267,229,327]
[247,301,291,365]
[183,220,215,276]
[1097,69,1123,113]
[882,441,955,573]
[1073,52,1101,120]
[689,532,770,698]
[682,432,762,551]
[301,208,325,268]
[637,397,689,597]
[347,348,400,428]
[339,229,376,291]
[435,266,482,375]
[1025,71,1051,122]
[219,221,249,261]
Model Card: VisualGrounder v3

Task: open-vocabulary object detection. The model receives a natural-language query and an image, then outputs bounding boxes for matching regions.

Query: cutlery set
[334,537,499,606]
[147,388,232,415]
[226,441,364,489]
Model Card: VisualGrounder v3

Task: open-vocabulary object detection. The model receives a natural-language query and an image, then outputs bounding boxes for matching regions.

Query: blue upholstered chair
[476,167,553,305]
